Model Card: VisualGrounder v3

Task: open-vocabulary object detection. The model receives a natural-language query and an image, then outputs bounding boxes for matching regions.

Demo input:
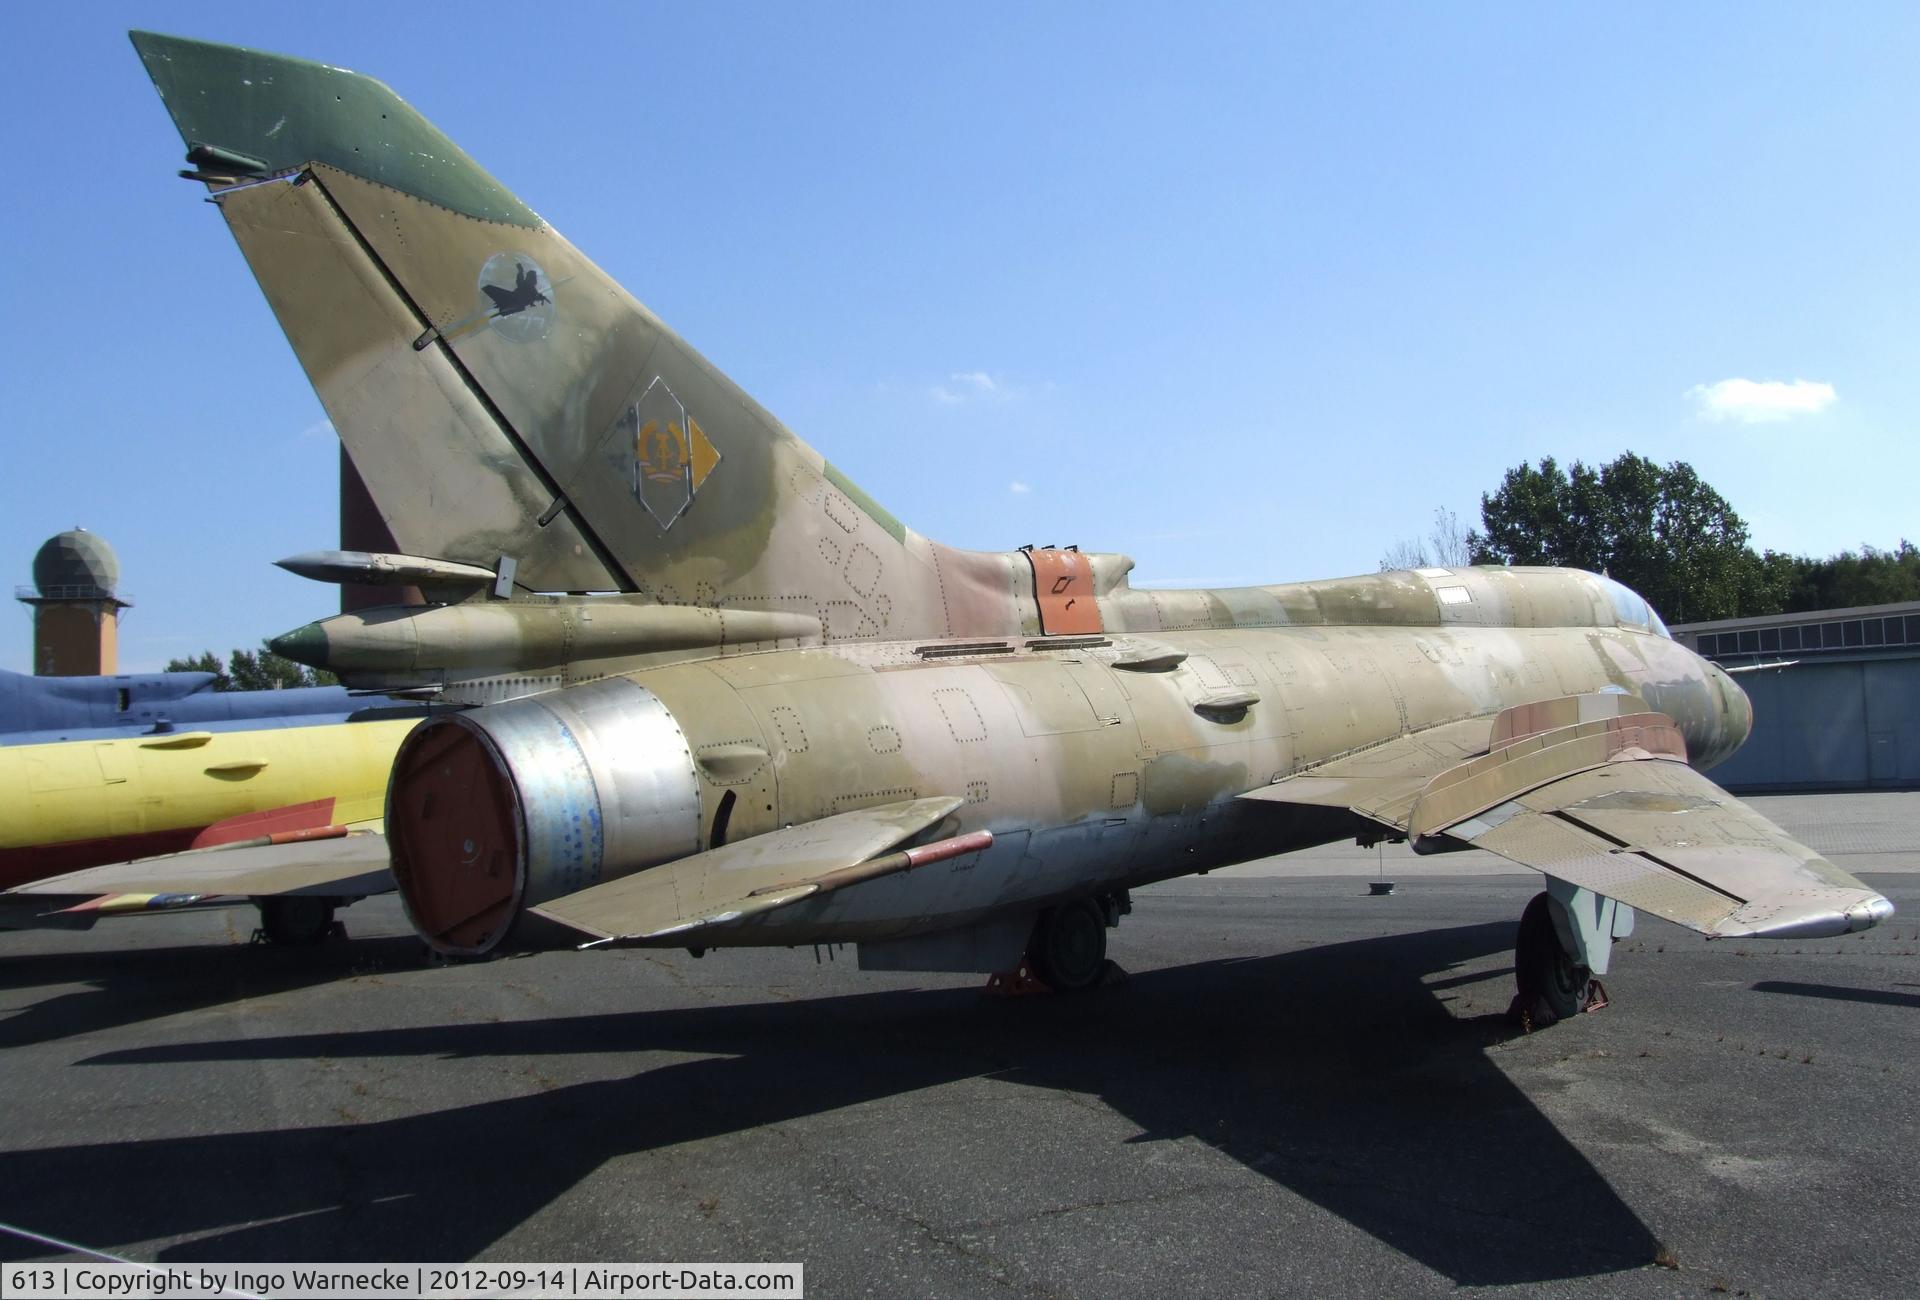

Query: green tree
[1768,541,1920,612]
[1467,453,1782,624]
[1378,507,1475,572]
[162,650,230,690]
[165,642,338,690]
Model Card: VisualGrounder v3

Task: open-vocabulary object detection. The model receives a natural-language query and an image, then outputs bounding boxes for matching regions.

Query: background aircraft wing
[7,831,391,902]
[532,796,972,944]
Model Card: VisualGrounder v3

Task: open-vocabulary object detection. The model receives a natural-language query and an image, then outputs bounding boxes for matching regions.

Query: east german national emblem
[610,376,721,529]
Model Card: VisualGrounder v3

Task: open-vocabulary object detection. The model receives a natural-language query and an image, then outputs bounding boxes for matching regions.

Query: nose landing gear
[1509,884,1630,1031]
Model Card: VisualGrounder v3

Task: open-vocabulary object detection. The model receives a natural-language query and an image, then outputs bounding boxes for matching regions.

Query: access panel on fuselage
[1025,548,1103,636]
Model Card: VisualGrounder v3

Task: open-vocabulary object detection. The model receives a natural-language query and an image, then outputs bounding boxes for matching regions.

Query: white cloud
[931,371,1011,404]
[1688,377,1836,424]
[298,416,337,440]
[1008,480,1031,495]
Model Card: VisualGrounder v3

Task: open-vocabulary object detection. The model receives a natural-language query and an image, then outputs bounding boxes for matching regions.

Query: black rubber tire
[1513,891,1589,1025]
[1029,899,1108,992]
[257,896,336,947]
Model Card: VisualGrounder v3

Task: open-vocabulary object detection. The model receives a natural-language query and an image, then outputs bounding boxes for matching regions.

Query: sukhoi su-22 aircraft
[110,31,1892,1022]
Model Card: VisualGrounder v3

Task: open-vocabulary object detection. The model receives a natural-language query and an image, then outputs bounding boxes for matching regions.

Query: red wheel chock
[984,959,1054,997]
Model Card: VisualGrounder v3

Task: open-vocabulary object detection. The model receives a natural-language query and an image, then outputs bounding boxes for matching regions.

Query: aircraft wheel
[1029,899,1108,992]
[1512,891,1590,1028]
[257,896,337,947]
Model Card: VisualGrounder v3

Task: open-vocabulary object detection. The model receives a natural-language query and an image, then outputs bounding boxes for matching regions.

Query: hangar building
[1671,601,1920,792]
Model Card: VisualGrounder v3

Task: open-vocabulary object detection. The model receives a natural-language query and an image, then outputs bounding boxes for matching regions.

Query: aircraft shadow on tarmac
[0,935,427,1051]
[1750,979,1920,1011]
[0,921,1659,1286]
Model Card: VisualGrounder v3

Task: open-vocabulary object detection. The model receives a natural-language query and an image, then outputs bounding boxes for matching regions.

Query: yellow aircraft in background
[1,716,416,943]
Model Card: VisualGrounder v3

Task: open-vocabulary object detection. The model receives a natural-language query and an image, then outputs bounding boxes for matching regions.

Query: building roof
[1672,601,1920,663]
[1669,599,1920,636]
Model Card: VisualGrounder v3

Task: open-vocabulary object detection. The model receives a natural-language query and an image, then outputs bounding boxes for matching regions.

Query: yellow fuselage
[0,719,417,889]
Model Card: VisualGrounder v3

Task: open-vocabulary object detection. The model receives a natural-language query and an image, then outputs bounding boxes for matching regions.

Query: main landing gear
[1509,882,1632,1031]
[253,896,345,946]
[989,892,1131,995]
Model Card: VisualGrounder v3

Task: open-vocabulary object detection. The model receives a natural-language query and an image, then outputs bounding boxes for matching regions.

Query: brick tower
[18,529,131,676]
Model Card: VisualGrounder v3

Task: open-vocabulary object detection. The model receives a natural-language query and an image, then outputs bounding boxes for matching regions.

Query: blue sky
[2,4,1915,671]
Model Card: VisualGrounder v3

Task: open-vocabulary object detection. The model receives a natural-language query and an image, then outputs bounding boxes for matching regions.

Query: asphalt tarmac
[1,793,1914,1299]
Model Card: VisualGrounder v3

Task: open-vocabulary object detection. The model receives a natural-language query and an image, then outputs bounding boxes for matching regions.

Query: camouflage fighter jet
[124,32,1891,1018]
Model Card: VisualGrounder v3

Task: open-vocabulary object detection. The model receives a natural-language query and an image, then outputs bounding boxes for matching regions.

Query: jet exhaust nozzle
[385,677,700,956]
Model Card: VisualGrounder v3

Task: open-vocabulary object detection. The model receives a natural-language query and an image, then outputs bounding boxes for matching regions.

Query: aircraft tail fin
[131,31,535,224]
[132,32,993,637]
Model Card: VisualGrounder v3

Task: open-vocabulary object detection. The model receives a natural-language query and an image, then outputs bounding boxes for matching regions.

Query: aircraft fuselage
[385,569,1750,957]
[619,622,1741,943]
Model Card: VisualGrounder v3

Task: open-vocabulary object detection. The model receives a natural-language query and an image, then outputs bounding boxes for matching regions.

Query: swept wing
[1241,693,1892,939]
[532,797,979,945]
[9,831,391,907]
